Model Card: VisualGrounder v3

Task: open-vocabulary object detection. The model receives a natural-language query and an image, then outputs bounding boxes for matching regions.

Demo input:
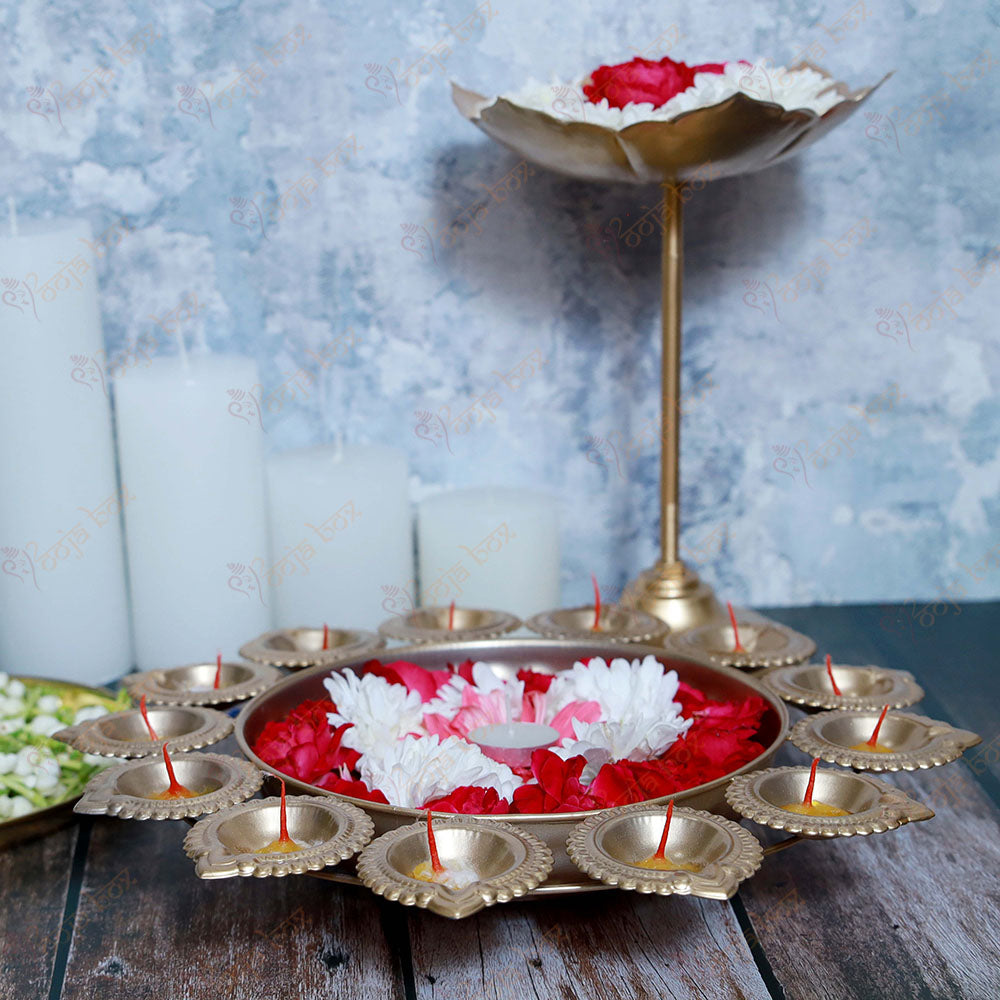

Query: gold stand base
[622,560,724,634]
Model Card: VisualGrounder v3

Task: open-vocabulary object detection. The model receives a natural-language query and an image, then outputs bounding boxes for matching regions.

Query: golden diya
[356,813,553,919]
[74,747,262,821]
[725,764,935,838]
[526,577,669,644]
[378,602,521,644]
[661,603,816,669]
[566,800,763,898]
[239,625,384,670]
[183,778,374,879]
[790,708,982,773]
[124,655,280,707]
[53,697,233,758]
[760,656,924,712]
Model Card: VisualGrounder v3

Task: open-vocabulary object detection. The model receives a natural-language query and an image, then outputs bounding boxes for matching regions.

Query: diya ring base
[525,605,669,644]
[661,614,816,669]
[760,663,924,712]
[378,606,521,644]
[725,765,935,838]
[789,710,981,772]
[239,627,384,669]
[124,660,281,707]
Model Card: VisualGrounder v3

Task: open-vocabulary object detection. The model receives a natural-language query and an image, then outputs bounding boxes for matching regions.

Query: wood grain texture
[408,891,771,1000]
[738,762,1000,1000]
[58,816,403,1000]
[0,822,77,1000]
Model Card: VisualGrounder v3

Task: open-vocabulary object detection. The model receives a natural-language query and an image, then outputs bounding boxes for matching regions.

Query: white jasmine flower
[8,796,33,818]
[73,705,109,724]
[358,734,520,809]
[0,672,9,689]
[324,671,425,754]
[6,679,25,699]
[29,715,63,737]
[0,697,26,718]
[0,753,16,775]
[37,695,62,714]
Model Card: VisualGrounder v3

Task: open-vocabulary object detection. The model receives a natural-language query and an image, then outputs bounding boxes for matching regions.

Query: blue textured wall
[3,0,998,609]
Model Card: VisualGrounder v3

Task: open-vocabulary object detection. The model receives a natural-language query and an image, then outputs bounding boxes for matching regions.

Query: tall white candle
[114,354,272,668]
[417,488,560,617]
[0,216,132,684]
[265,444,413,630]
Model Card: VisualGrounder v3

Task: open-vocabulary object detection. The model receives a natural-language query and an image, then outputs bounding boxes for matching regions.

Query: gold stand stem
[622,181,723,632]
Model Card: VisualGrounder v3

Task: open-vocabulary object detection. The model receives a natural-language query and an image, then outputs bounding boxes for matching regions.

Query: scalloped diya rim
[356,815,554,919]
[661,616,817,669]
[377,606,522,644]
[566,803,763,899]
[452,64,892,184]
[524,605,669,644]
[73,752,263,821]
[239,627,385,669]
[789,710,981,772]
[123,661,282,707]
[725,765,935,837]
[53,705,234,758]
[760,663,925,711]
[183,794,375,879]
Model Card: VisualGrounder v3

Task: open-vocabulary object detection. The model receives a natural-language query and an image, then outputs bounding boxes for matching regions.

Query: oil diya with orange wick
[634,800,702,872]
[780,758,849,817]
[408,811,479,890]
[259,779,304,854]
[850,705,893,753]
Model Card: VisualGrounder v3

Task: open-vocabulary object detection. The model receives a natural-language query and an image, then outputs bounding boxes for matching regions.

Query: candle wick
[7,196,17,238]
[727,601,745,652]
[426,809,444,874]
[803,758,819,807]
[591,573,601,632]
[826,654,842,697]
[866,705,890,748]
[653,799,674,860]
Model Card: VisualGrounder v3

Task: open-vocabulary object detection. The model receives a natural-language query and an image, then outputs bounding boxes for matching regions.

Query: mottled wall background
[2,0,998,609]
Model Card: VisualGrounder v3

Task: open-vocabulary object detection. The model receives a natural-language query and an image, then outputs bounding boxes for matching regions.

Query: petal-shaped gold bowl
[53,705,233,759]
[74,752,263,821]
[453,64,890,185]
[124,660,280,707]
[239,627,384,669]
[525,605,668,644]
[183,795,374,879]
[662,614,816,669]
[378,606,521,644]
[726,765,934,837]
[566,804,762,899]
[790,710,981,772]
[760,663,924,711]
[356,816,553,919]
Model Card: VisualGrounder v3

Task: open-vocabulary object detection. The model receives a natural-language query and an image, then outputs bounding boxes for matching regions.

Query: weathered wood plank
[738,762,1000,1000]
[0,822,78,1000]
[58,814,403,1000]
[408,890,771,1000]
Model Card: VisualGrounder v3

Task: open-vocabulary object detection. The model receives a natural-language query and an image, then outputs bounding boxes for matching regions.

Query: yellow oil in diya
[635,801,704,872]
[148,744,202,800]
[259,780,303,854]
[781,758,849,818]
[408,811,478,889]
[849,705,893,753]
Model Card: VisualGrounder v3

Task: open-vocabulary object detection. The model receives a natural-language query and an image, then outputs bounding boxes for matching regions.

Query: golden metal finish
[378,606,521,644]
[726,765,935,837]
[524,605,668,644]
[183,795,374,879]
[760,663,924,712]
[236,637,789,894]
[566,803,762,899]
[790,710,981,772]
[661,614,816,669]
[74,752,263,821]
[356,815,553,919]
[53,705,233,759]
[124,660,280,707]
[239,627,384,670]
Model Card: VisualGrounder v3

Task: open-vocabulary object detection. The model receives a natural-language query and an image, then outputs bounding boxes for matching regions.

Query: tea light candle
[417,488,559,617]
[0,213,131,684]
[469,721,560,769]
[115,354,272,669]
[265,444,413,630]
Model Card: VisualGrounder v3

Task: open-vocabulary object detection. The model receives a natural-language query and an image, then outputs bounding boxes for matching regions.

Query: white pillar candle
[417,487,560,618]
[114,354,272,669]
[265,444,413,630]
[0,216,132,684]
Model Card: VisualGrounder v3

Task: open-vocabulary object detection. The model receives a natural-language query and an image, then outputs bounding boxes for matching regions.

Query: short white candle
[469,722,560,769]
[265,444,413,630]
[0,216,131,683]
[114,354,272,668]
[417,488,559,617]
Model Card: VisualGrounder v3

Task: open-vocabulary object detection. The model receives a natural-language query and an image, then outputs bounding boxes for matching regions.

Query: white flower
[73,705,109,724]
[358,734,520,809]
[0,697,25,718]
[38,695,62,714]
[324,671,425,754]
[0,753,15,775]
[6,679,25,699]
[425,662,524,722]
[0,672,9,689]
[8,796,33,818]
[29,715,63,737]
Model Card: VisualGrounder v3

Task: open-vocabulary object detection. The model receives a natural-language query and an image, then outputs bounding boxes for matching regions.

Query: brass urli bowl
[234,638,790,894]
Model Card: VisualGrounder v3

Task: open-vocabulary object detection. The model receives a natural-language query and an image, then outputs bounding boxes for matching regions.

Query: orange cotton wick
[591,574,602,632]
[803,758,820,807]
[426,809,444,874]
[279,779,291,844]
[448,601,455,630]
[214,652,222,689]
[867,705,890,748]
[140,695,158,741]
[653,799,675,860]
[161,744,194,799]
[727,602,744,652]
[826,654,842,697]
[322,624,329,650]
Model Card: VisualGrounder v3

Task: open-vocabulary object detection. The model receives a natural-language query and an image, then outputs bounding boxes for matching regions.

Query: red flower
[512,750,604,813]
[361,658,452,702]
[252,699,360,784]
[422,785,510,814]
[448,659,477,683]
[517,668,555,694]
[583,56,727,110]
[314,770,389,804]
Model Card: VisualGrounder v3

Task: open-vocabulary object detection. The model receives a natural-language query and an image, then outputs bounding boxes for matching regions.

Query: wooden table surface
[3,602,999,1000]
